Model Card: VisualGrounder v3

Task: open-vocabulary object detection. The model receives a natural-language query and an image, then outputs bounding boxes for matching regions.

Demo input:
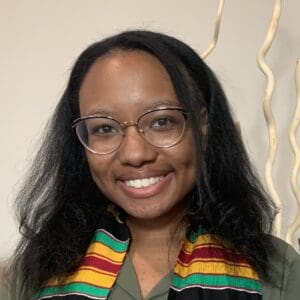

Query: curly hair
[10,30,276,298]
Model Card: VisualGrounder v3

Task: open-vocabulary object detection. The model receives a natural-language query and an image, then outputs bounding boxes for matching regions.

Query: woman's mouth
[124,176,164,188]
[117,173,173,198]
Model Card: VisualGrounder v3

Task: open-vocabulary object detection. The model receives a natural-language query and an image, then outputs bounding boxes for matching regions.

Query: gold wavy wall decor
[201,0,225,59]
[257,0,282,236]
[286,60,300,245]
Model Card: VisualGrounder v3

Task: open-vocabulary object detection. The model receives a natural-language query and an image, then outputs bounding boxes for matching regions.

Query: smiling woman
[2,30,300,300]
[79,51,196,223]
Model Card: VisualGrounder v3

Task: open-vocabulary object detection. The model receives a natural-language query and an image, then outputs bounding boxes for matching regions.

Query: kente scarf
[35,211,262,300]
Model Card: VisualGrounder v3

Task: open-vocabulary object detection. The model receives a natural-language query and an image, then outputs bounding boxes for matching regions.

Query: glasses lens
[75,117,122,154]
[138,109,186,147]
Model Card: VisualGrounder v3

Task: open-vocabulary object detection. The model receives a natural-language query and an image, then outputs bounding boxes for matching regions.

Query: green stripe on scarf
[35,282,110,298]
[188,227,207,242]
[171,273,261,292]
[93,230,128,252]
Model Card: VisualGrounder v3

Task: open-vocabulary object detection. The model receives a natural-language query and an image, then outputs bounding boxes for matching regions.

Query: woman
[3,30,300,299]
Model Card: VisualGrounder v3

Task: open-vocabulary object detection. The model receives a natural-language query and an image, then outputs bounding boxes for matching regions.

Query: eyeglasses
[72,107,188,155]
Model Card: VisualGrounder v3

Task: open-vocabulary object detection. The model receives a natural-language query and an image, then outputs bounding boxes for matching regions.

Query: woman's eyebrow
[85,99,180,117]
[84,108,114,117]
[142,99,181,111]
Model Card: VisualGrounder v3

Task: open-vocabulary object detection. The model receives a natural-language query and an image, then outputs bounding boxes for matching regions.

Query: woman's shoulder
[270,235,299,258]
[262,235,300,300]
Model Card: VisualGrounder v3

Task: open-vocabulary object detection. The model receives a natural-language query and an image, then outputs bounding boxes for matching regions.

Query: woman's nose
[117,126,157,167]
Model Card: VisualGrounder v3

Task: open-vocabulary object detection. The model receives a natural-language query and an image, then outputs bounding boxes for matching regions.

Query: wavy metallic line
[286,60,300,245]
[201,0,225,59]
[257,0,282,236]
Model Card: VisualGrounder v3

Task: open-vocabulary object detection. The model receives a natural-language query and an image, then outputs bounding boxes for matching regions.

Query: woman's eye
[151,117,175,129]
[91,124,118,135]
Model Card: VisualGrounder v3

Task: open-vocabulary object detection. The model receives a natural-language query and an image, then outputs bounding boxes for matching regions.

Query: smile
[124,176,164,189]
[117,173,173,199]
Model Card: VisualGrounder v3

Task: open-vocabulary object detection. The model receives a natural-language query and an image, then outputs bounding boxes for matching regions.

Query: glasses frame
[72,106,188,155]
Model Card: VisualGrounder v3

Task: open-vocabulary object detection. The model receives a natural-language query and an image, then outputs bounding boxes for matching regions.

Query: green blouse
[108,255,172,299]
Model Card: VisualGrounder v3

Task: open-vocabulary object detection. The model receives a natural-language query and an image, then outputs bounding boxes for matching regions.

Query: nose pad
[118,126,157,166]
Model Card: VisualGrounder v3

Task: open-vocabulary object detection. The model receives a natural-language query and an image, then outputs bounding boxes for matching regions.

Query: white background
[1,0,300,260]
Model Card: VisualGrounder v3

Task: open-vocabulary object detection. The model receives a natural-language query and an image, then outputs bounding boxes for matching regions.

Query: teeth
[124,176,164,189]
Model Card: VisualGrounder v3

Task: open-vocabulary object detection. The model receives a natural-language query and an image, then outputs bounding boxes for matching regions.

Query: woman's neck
[125,213,188,298]
[126,211,187,245]
[126,211,188,260]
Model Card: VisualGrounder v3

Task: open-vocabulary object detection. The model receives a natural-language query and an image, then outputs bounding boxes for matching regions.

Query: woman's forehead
[78,50,180,117]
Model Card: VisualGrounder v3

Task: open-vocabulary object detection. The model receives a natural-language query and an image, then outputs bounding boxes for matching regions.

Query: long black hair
[10,30,276,297]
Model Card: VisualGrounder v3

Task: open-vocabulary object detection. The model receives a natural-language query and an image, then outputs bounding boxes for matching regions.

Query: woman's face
[79,50,196,222]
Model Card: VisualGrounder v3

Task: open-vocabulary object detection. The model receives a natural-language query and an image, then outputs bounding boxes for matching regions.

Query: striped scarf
[35,212,261,300]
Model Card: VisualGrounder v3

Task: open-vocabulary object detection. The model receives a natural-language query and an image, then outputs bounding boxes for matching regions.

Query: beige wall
[1,0,299,259]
